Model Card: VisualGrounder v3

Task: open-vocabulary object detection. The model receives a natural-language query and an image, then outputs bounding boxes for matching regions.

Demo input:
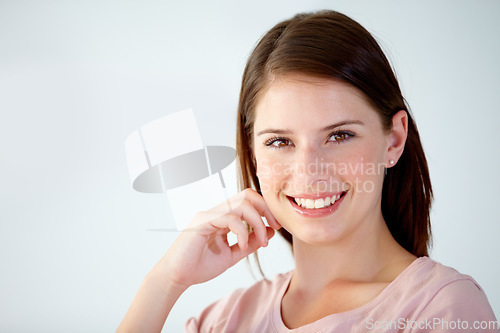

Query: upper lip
[286,191,346,199]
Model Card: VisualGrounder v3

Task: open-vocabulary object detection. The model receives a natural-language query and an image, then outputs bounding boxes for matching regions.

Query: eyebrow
[256,120,365,136]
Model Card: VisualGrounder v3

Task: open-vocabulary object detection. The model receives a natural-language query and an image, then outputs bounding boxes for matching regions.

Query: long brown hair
[236,10,432,257]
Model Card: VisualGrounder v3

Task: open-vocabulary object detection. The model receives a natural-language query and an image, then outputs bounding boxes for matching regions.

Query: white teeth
[314,198,325,209]
[292,193,343,209]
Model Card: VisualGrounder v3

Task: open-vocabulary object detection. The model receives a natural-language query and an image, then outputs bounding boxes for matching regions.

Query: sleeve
[183,288,246,333]
[184,298,224,333]
[411,279,499,332]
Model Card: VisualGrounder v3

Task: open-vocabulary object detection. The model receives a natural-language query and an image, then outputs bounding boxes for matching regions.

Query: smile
[292,194,341,209]
[286,191,347,217]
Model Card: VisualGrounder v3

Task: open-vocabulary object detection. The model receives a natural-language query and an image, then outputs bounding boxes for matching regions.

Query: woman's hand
[155,188,282,291]
[117,189,281,332]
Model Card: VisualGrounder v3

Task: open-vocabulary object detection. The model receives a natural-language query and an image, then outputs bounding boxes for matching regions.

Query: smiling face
[253,74,396,246]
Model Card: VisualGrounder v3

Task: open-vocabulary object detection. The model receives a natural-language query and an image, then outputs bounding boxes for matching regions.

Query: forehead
[253,74,380,131]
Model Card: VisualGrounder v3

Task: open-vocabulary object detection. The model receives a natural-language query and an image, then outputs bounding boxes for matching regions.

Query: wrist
[148,262,189,297]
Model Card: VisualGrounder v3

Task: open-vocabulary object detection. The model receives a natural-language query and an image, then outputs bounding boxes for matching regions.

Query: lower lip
[287,192,347,217]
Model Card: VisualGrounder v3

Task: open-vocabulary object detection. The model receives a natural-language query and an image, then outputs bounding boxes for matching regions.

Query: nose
[291,146,331,189]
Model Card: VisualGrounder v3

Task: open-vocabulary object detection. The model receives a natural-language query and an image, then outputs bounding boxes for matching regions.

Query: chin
[278,213,348,247]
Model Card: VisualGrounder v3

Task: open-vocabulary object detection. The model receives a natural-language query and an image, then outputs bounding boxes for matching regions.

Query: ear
[386,110,408,168]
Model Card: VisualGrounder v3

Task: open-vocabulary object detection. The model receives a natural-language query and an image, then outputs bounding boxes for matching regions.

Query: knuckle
[194,211,207,220]
[227,213,241,223]
[242,188,256,198]
[226,213,244,228]
[239,199,252,210]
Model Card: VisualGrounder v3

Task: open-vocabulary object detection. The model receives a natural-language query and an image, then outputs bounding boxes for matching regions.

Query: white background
[1,1,499,331]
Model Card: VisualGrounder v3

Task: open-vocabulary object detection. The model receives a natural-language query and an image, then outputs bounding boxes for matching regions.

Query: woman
[118,10,498,332]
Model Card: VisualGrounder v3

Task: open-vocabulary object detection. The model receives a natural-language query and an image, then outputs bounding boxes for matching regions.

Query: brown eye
[272,139,290,147]
[331,133,347,141]
[265,137,292,148]
[328,131,354,143]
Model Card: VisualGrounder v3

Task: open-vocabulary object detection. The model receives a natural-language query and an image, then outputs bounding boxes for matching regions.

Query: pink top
[185,257,498,332]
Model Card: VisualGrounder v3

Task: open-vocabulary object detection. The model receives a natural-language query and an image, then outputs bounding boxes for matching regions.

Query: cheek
[255,154,287,195]
[346,154,385,177]
[338,146,385,193]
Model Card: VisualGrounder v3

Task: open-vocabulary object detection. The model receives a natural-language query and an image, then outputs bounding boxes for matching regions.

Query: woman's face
[253,74,395,246]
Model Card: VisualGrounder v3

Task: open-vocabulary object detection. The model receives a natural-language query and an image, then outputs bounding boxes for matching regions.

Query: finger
[197,201,268,248]
[234,200,269,247]
[209,213,249,250]
[237,189,282,230]
[230,227,276,264]
[209,189,281,231]
[263,214,282,231]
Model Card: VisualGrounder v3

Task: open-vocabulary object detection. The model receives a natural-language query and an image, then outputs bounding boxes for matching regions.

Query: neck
[290,216,415,295]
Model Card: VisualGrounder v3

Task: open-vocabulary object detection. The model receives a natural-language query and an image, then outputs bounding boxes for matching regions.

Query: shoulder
[185,271,292,333]
[404,257,488,298]
[403,257,498,329]
[213,271,292,311]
